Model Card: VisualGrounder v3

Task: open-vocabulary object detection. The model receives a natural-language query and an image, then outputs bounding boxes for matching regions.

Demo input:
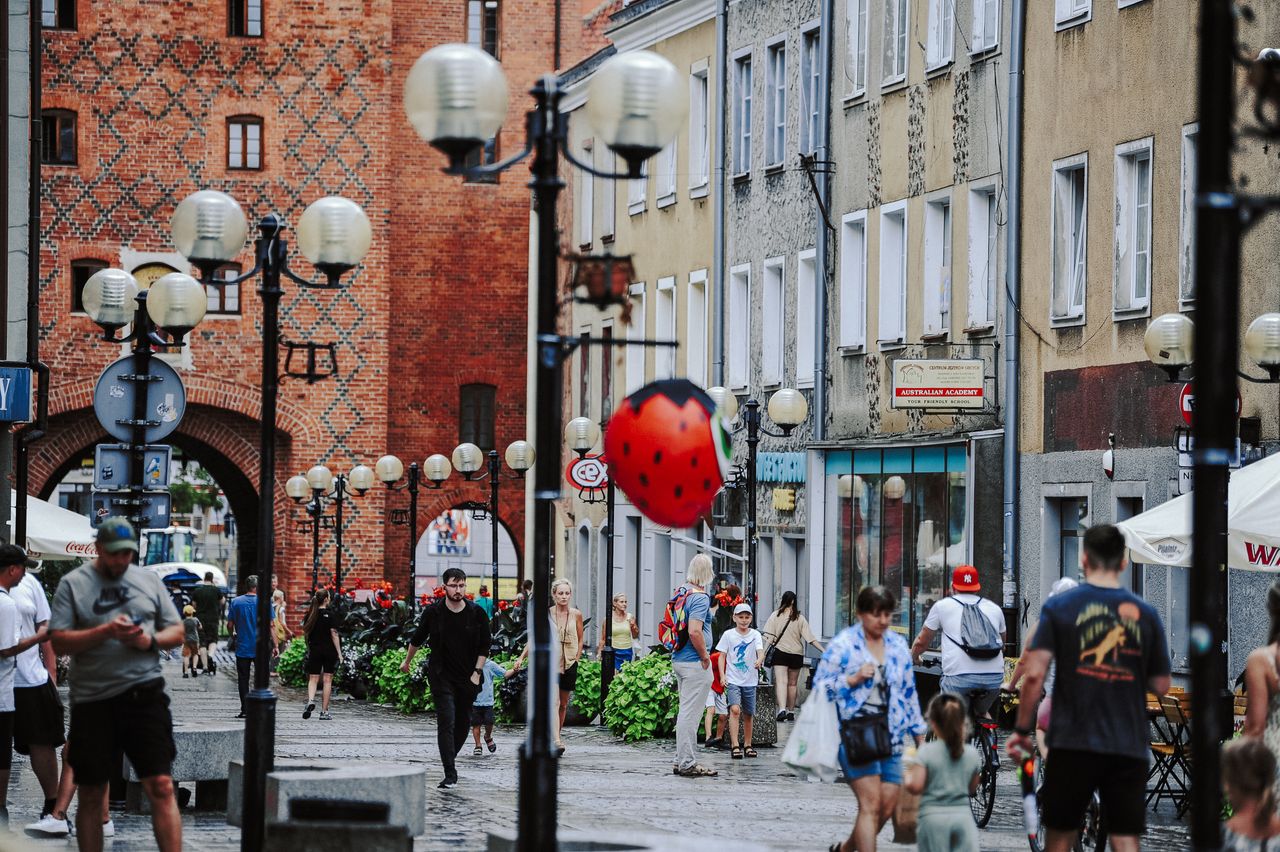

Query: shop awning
[6,492,97,561]
[1115,451,1280,571]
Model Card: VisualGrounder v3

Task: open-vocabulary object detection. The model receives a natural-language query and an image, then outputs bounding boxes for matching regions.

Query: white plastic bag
[782,687,841,783]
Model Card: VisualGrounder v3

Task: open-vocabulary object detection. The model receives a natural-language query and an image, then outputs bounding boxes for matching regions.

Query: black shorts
[1041,748,1148,837]
[14,680,65,754]
[67,678,176,786]
[771,650,805,670]
[198,625,219,646]
[470,705,495,727]
[559,662,579,693]
[305,652,339,676]
[0,712,14,770]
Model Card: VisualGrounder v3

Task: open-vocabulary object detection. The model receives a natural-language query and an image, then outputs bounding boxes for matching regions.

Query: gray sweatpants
[916,806,978,852]
[672,660,713,771]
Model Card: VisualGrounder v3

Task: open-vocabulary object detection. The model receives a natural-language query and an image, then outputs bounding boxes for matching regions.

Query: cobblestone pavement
[0,660,1191,850]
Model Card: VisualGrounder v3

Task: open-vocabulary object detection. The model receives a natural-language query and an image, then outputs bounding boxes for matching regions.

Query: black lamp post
[168,189,371,852]
[403,42,687,851]
[286,464,374,592]
[705,387,808,617]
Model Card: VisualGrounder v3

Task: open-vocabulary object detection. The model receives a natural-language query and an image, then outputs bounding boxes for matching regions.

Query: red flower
[478,589,491,598]
[433,587,446,598]
[465,593,475,601]
[498,600,509,611]
[380,599,392,609]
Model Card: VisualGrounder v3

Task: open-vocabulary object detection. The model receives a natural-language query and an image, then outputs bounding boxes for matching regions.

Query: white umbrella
[6,492,97,561]
[1116,451,1280,571]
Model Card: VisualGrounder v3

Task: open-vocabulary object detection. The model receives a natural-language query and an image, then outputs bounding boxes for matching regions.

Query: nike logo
[91,588,132,615]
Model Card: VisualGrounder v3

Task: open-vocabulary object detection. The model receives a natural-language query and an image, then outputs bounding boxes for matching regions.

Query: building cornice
[606,0,715,54]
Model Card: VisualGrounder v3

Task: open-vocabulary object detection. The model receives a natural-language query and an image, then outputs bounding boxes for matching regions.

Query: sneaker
[318,711,332,720]
[182,672,189,679]
[704,737,722,750]
[103,820,115,838]
[437,777,457,789]
[303,701,315,720]
[776,709,788,722]
[236,711,246,719]
[24,813,70,837]
[786,710,796,722]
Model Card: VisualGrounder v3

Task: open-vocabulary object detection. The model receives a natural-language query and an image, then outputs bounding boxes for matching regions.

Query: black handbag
[763,617,795,669]
[838,679,893,766]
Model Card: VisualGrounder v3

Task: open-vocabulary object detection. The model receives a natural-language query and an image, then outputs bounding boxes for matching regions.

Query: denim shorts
[724,683,757,715]
[838,746,904,784]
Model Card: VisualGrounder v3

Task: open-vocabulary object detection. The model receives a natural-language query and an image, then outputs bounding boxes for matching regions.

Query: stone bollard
[753,680,778,746]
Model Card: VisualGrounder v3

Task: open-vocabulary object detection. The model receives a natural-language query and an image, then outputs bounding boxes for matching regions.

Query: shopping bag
[781,688,841,783]
[893,785,920,843]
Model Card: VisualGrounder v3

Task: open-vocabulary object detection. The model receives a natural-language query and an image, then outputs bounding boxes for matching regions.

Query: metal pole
[600,472,616,708]
[489,451,500,611]
[517,75,562,852]
[1188,1,1237,847]
[744,399,760,620]
[334,475,345,591]
[408,463,420,608]
[310,496,321,592]
[127,294,153,546]
[241,217,285,852]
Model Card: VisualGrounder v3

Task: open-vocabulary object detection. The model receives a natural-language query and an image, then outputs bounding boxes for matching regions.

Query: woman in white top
[595,592,639,670]
[761,591,824,722]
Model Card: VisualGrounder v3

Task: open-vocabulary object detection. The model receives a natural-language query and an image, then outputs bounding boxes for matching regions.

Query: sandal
[473,746,483,755]
[731,746,744,759]
[677,764,718,777]
[486,736,497,753]
[744,746,758,758]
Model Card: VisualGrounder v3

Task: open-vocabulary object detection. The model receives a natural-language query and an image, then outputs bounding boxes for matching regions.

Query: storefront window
[828,445,968,637]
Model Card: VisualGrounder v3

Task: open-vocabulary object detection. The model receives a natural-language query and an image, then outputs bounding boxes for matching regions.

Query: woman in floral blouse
[814,585,927,852]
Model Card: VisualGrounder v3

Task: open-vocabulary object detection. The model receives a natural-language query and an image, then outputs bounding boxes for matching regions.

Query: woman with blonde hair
[270,588,291,677]
[512,577,583,755]
[596,592,639,671]
[669,553,719,777]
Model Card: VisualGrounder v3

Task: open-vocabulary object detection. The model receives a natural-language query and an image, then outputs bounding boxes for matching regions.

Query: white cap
[733,602,752,616]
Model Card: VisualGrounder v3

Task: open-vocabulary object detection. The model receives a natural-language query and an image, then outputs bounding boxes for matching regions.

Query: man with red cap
[910,564,1006,719]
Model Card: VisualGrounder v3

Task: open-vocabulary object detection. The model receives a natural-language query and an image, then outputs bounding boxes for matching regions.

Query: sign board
[756,452,807,484]
[1178,468,1194,495]
[566,455,609,492]
[93,355,186,443]
[94,444,172,491]
[0,366,33,423]
[90,491,171,530]
[771,488,796,512]
[890,359,984,409]
[1178,383,1241,427]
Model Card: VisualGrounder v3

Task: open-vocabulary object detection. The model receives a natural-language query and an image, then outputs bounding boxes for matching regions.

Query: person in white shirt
[909,565,1007,719]
[10,565,66,830]
[715,603,764,759]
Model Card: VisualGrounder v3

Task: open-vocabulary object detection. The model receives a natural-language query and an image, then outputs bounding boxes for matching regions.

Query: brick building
[31,0,557,605]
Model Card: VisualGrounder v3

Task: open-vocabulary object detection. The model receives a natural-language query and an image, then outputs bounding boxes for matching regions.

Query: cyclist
[910,565,1007,722]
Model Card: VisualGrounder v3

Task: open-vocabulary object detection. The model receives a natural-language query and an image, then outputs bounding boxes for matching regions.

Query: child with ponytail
[1222,738,1280,850]
[904,693,981,852]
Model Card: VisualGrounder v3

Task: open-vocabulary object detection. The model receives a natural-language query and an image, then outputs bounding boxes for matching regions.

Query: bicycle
[1019,740,1107,852]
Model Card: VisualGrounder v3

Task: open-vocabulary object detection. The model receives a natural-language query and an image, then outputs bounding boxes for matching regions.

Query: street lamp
[706,386,808,618]
[286,463,373,593]
[403,42,685,851]
[169,188,370,852]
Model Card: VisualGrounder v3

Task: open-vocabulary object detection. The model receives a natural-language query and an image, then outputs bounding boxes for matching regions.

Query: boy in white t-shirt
[715,603,764,758]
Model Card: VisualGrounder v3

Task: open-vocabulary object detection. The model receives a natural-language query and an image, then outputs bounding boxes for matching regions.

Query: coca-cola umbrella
[6,491,97,561]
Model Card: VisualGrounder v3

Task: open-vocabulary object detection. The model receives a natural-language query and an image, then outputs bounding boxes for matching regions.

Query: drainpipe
[1001,0,1027,627]
[710,0,727,387]
[811,0,833,441]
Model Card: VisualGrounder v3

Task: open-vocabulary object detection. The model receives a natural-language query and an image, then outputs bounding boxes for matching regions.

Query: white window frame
[765,37,787,169]
[600,148,616,240]
[626,283,647,393]
[881,0,909,87]
[1113,137,1154,319]
[728,264,752,390]
[926,0,955,69]
[577,139,594,247]
[922,193,952,337]
[797,249,817,387]
[763,256,786,386]
[1118,0,1148,8]
[1179,124,1198,307]
[966,183,999,330]
[1050,153,1088,326]
[656,139,677,208]
[878,201,908,347]
[733,50,753,177]
[800,23,822,155]
[656,277,677,378]
[689,64,711,196]
[628,160,647,215]
[687,270,709,387]
[839,210,868,350]
[971,0,999,54]
[1054,0,1091,30]
[845,0,869,99]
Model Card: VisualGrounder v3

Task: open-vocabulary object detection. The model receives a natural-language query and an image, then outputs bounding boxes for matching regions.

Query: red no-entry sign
[1179,382,1241,426]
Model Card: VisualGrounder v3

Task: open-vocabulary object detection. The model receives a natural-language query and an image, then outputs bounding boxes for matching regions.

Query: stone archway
[412,503,523,601]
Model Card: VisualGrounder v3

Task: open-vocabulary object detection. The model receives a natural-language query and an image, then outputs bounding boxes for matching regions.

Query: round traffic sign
[1178,382,1241,426]
[93,354,187,443]
[566,455,609,492]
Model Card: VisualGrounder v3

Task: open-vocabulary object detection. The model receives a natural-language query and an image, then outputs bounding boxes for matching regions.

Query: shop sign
[756,452,806,483]
[890,359,984,409]
[771,488,795,512]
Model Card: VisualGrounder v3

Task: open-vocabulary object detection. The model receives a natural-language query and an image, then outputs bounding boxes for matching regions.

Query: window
[1113,138,1153,317]
[878,203,907,345]
[228,0,263,37]
[227,116,262,171]
[765,41,787,167]
[600,148,616,240]
[689,68,710,194]
[839,211,868,349]
[207,264,242,315]
[797,250,817,386]
[733,53,753,176]
[41,110,76,165]
[626,286,647,393]
[846,0,869,97]
[42,0,75,30]
[801,28,822,155]
[467,0,500,57]
[728,265,751,389]
[459,384,496,450]
[70,259,108,313]
[601,324,614,420]
[882,0,908,86]
[971,0,998,53]
[1054,497,1088,579]
[628,161,647,214]
[926,0,955,68]
[1054,0,1090,28]
[687,270,708,387]
[922,197,952,336]
[1051,155,1088,324]
[577,141,594,247]
[967,187,998,328]
[656,140,677,206]
[463,136,499,182]
[763,257,785,385]
[1179,125,1198,305]
[656,277,677,379]
[578,330,591,417]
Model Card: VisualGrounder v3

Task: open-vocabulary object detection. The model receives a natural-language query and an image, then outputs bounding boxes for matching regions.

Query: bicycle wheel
[1025,750,1046,852]
[969,725,998,828]
[1076,793,1104,852]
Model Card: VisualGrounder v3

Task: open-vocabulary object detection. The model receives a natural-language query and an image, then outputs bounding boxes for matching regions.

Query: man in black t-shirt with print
[402,567,491,789]
[1008,524,1171,852]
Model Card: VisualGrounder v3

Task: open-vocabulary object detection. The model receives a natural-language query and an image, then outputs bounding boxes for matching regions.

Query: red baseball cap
[952,565,980,593]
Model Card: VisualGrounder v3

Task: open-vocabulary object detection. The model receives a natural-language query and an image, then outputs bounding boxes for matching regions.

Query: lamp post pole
[743,399,761,616]
[600,468,616,705]
[488,450,501,606]
[308,495,323,592]
[407,463,421,607]
[333,474,348,590]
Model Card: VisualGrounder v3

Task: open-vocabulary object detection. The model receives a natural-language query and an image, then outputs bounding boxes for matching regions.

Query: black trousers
[429,674,478,780]
[236,656,254,712]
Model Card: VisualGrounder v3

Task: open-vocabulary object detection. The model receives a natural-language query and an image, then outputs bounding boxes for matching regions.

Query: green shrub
[276,638,308,688]
[571,659,601,720]
[602,653,678,742]
[371,648,434,714]
[336,641,379,700]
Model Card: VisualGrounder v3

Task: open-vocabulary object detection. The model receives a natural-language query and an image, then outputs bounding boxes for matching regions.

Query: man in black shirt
[402,567,491,788]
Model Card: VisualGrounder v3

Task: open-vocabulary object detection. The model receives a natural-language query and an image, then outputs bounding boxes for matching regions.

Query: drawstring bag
[782,687,841,783]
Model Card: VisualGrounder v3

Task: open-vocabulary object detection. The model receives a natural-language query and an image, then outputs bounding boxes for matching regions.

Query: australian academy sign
[890,359,985,410]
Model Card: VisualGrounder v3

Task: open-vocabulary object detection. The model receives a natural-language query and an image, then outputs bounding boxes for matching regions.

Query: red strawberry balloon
[604,379,732,528]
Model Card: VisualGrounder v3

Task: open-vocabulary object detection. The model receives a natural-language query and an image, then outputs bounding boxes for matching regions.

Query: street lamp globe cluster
[1145,310,1280,382]
[81,267,208,343]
